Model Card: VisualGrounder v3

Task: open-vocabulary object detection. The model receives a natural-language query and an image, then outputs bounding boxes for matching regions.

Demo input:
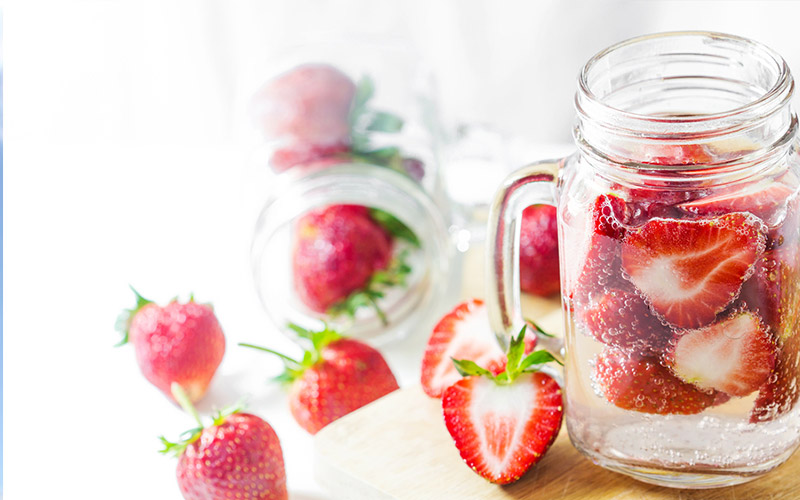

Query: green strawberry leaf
[452,358,493,378]
[115,286,153,346]
[363,110,404,133]
[519,350,559,372]
[369,208,421,247]
[524,318,555,338]
[327,250,412,325]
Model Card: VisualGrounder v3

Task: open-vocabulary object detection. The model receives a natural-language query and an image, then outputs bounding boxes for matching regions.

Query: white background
[5,1,800,498]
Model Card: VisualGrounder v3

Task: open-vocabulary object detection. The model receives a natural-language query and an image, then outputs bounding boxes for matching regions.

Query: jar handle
[486,159,565,361]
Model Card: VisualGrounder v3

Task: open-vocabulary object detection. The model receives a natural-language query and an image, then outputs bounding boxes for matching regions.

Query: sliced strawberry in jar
[580,288,673,356]
[666,311,776,397]
[570,194,631,307]
[679,182,795,226]
[740,254,787,332]
[621,213,766,329]
[420,299,536,398]
[751,330,800,423]
[594,347,722,415]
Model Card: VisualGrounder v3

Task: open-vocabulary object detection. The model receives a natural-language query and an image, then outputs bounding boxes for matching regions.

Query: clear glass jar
[487,32,800,488]
[246,39,461,344]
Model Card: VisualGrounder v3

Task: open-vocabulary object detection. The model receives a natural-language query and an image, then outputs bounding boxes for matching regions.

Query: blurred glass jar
[247,39,458,343]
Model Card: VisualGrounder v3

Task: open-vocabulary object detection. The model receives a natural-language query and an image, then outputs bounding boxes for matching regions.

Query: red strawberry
[751,330,800,423]
[116,289,225,403]
[594,347,722,415]
[679,182,795,226]
[580,288,672,356]
[292,204,394,314]
[621,213,766,329]
[570,194,631,307]
[420,299,537,397]
[161,385,287,500]
[519,205,560,297]
[666,311,776,397]
[250,63,355,153]
[442,330,563,484]
[241,324,398,434]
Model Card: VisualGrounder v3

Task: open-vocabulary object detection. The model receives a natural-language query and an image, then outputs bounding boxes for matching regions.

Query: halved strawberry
[570,194,631,307]
[621,213,766,329]
[594,347,722,415]
[679,182,795,226]
[740,253,790,332]
[579,288,672,356]
[751,330,800,423]
[666,311,776,397]
[442,330,562,485]
[420,299,536,398]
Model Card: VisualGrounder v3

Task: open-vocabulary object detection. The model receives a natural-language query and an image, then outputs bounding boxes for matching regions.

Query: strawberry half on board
[621,212,766,329]
[442,328,563,485]
[241,323,398,434]
[161,384,287,500]
[116,288,226,403]
[420,299,537,398]
[594,347,726,415]
[666,310,777,397]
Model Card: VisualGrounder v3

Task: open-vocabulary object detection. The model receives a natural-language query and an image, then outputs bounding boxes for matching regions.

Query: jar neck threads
[573,31,796,178]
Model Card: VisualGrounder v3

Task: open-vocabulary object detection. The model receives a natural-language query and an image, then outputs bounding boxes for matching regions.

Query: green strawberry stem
[114,286,153,346]
[327,250,412,325]
[160,386,245,458]
[239,323,343,384]
[452,325,561,386]
[171,382,204,429]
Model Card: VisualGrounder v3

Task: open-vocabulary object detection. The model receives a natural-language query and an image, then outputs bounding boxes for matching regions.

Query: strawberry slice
[740,254,792,333]
[570,194,631,307]
[420,299,536,398]
[580,288,672,356]
[621,213,766,329]
[679,182,795,226]
[666,311,776,397]
[751,330,800,423]
[442,330,562,485]
[594,347,722,415]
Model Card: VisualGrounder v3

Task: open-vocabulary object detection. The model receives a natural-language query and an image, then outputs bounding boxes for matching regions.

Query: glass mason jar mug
[488,32,800,488]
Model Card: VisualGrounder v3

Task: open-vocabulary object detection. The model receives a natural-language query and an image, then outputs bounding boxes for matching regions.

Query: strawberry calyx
[369,209,420,247]
[327,250,412,325]
[159,383,244,458]
[239,323,343,385]
[346,75,417,179]
[114,286,153,346]
[452,326,560,386]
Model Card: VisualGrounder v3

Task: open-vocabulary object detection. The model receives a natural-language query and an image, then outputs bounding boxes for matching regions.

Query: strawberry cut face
[621,213,766,329]
[442,372,563,485]
[679,182,795,226]
[420,299,536,398]
[666,311,776,397]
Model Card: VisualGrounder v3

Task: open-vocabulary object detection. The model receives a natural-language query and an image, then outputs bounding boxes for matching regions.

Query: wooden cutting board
[314,246,800,499]
[314,385,800,500]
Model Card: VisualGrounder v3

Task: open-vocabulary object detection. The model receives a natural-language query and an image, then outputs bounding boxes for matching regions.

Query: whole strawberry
[241,324,399,434]
[442,327,563,485]
[116,288,225,403]
[250,63,356,170]
[161,384,287,500]
[519,204,560,296]
[293,204,414,322]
